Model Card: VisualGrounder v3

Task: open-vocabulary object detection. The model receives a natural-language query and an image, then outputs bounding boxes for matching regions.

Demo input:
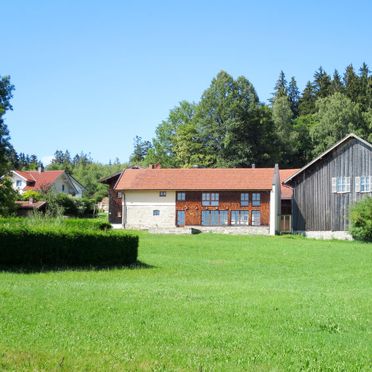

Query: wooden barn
[284,134,372,238]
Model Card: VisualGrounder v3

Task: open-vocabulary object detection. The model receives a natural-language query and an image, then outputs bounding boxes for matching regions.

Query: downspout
[269,164,281,235]
[122,192,126,228]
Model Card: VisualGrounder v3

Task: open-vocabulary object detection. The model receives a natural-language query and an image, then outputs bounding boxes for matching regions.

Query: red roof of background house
[14,170,64,191]
[15,200,47,210]
[115,167,299,193]
[280,168,300,199]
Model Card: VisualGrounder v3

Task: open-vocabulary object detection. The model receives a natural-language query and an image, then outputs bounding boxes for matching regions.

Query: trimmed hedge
[0,227,138,268]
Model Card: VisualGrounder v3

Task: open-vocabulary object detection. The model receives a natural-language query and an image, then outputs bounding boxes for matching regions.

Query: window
[177,192,186,201]
[202,192,219,206]
[360,176,371,192]
[332,177,350,193]
[117,192,123,198]
[252,210,261,226]
[153,210,160,216]
[62,184,65,192]
[240,193,249,206]
[252,193,261,206]
[159,191,166,197]
[117,211,122,218]
[177,210,185,226]
[201,210,228,226]
[16,180,22,187]
[231,210,249,225]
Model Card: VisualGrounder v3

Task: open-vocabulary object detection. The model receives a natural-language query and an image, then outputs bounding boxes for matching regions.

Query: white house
[11,169,84,197]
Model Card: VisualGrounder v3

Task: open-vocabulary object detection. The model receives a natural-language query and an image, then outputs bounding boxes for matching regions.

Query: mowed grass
[0,233,371,371]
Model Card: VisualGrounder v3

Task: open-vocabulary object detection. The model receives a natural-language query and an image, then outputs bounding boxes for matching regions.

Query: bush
[0,227,138,268]
[20,190,43,202]
[350,197,372,242]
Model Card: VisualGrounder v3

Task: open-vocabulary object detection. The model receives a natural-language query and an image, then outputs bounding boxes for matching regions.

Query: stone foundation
[148,225,270,235]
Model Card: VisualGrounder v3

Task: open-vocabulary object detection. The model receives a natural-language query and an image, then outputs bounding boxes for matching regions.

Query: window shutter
[331,177,337,193]
[369,176,372,192]
[346,177,351,192]
[355,177,360,193]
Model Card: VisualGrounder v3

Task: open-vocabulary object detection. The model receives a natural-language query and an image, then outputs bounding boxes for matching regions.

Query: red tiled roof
[280,169,300,199]
[14,170,64,191]
[115,167,298,192]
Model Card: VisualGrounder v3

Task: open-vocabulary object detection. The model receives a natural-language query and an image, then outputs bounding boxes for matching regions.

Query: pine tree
[313,67,332,98]
[343,64,360,103]
[271,71,288,102]
[358,63,371,110]
[288,77,300,117]
[331,69,344,94]
[298,81,317,115]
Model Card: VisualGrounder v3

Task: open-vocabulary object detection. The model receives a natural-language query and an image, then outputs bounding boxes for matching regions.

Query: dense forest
[130,63,372,169]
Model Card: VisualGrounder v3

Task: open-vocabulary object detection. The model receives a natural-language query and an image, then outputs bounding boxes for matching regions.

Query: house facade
[102,166,298,234]
[11,169,84,197]
[284,134,372,239]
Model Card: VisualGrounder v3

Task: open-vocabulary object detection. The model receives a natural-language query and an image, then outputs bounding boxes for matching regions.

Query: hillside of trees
[131,64,372,169]
[1,63,372,214]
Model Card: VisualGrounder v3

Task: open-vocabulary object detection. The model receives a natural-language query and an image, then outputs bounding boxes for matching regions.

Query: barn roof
[283,133,372,185]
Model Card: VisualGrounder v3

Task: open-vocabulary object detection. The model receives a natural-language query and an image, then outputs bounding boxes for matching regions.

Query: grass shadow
[0,260,155,274]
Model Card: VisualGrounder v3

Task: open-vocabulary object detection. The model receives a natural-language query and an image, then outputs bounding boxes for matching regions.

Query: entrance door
[177,210,185,226]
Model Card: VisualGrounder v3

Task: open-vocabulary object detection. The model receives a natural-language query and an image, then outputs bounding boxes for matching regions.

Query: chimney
[38,166,43,173]
[149,163,161,169]
[251,164,255,168]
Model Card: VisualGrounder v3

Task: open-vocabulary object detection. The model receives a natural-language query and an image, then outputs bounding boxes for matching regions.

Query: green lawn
[0,232,371,371]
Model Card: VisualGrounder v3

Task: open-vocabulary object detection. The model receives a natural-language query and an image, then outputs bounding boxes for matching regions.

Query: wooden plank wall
[292,138,372,231]
[176,191,270,226]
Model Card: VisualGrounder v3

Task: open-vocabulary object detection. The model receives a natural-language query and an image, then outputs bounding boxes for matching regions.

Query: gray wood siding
[292,138,372,231]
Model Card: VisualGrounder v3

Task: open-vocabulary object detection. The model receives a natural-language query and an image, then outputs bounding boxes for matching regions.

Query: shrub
[20,190,43,202]
[350,197,372,242]
[0,227,138,268]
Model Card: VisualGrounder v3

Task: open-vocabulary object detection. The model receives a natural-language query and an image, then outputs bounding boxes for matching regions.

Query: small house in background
[11,169,84,197]
[97,197,109,213]
[284,134,372,239]
[101,166,298,235]
[99,171,123,224]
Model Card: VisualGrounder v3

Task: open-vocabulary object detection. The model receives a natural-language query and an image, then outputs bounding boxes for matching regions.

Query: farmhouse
[284,133,372,239]
[101,166,298,235]
[11,169,84,197]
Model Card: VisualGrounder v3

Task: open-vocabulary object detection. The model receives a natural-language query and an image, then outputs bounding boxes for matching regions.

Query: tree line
[130,63,372,168]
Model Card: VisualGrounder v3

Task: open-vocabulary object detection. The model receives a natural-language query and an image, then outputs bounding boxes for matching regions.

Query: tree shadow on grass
[0,260,155,274]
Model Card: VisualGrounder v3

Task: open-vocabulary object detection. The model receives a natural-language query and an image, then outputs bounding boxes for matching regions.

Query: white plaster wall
[124,190,176,229]
[12,174,26,193]
[53,174,76,195]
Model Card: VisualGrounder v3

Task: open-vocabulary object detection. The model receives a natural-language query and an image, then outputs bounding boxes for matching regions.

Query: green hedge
[0,227,138,268]
[350,196,372,242]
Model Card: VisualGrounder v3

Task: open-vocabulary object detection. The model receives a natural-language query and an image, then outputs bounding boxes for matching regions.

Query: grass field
[0,232,371,371]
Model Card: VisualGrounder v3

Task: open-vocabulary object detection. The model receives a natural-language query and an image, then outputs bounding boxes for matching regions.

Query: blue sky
[2,0,372,164]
